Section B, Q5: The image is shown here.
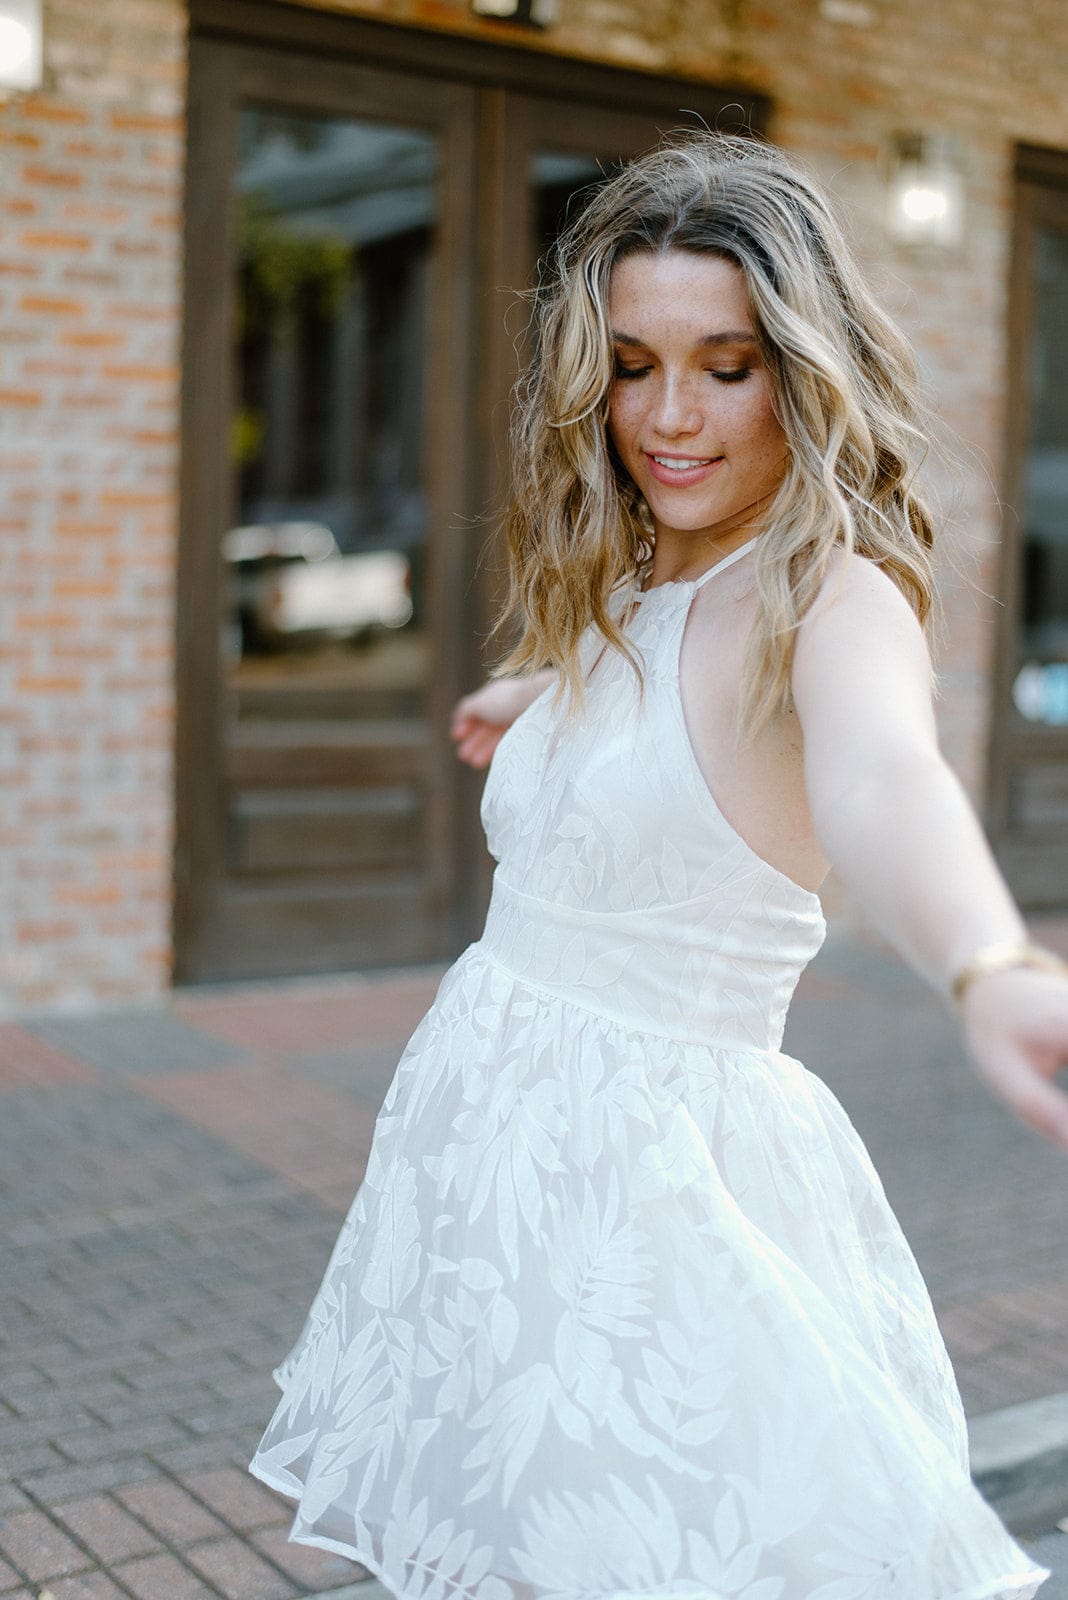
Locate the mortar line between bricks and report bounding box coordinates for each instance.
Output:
[102,1473,236,1599]
[15,1469,260,1600]
[12,1478,144,1600]
[131,1452,319,1600]
[0,1526,37,1595]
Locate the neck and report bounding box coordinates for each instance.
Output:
[645,497,773,586]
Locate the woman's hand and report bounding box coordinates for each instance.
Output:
[958,967,1068,1150]
[449,674,552,769]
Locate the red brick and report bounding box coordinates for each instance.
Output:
[15,674,84,693]
[22,165,86,189]
[184,1536,295,1600]
[177,1468,291,1532]
[46,1576,131,1600]
[54,520,119,538]
[115,1481,228,1547]
[20,97,90,126]
[99,490,171,509]
[100,363,178,384]
[63,140,126,163]
[0,1509,89,1584]
[19,295,85,316]
[20,229,91,251]
[52,1497,161,1565]
[109,112,184,134]
[53,579,121,599]
[15,610,80,630]
[60,331,127,350]
[61,202,129,225]
[111,1553,216,1600]
[0,129,42,150]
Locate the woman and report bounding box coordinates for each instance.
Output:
[251,132,1062,1599]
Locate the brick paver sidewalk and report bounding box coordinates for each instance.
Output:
[1,931,1067,1596]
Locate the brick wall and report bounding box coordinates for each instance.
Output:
[1,0,1065,1006]
[0,0,186,1010]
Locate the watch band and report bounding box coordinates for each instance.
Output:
[950,939,1068,1009]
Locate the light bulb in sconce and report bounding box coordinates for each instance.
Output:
[0,0,42,91]
[887,133,964,249]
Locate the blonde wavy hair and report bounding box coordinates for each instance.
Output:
[491,130,938,735]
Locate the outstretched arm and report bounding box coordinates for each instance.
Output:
[450,670,556,769]
[792,552,1068,1150]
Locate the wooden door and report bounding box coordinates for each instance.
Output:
[176,7,765,983]
[176,39,478,980]
[988,147,1068,904]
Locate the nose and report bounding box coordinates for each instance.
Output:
[648,372,703,438]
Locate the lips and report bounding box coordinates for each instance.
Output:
[645,452,724,487]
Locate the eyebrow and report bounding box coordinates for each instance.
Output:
[611,330,758,348]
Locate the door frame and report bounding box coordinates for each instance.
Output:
[176,0,768,980]
[175,39,479,980]
[987,143,1068,904]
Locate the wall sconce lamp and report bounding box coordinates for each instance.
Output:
[470,0,557,26]
[887,133,964,249]
[0,0,42,91]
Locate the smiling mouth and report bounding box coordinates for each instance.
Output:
[649,454,723,471]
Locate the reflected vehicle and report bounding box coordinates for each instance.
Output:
[224,520,412,654]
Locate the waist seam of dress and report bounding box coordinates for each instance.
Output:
[470,941,775,1056]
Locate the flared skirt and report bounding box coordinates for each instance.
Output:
[249,945,1050,1600]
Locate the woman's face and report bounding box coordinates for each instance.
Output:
[607,249,789,554]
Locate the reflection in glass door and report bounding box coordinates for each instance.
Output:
[223,107,436,918]
[223,108,440,925]
[991,156,1068,904]
[229,112,433,729]
[1011,216,1068,727]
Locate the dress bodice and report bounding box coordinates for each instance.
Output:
[478,537,827,1052]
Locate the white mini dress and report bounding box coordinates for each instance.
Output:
[250,534,1050,1600]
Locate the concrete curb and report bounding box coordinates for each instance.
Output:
[970,1390,1068,1534]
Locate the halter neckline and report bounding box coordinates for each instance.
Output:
[633,533,761,601]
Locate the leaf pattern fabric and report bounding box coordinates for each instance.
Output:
[250,537,1050,1600]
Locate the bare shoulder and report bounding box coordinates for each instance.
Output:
[796,548,928,660]
[792,546,936,730]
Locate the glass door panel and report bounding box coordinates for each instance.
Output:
[990,166,1068,906]
[1012,215,1068,726]
[228,109,435,726]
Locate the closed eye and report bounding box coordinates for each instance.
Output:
[613,363,651,380]
[709,368,751,384]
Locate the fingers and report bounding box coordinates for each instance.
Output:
[990,1054,1068,1152]
[451,722,501,769]
[1017,1078,1068,1151]
[450,692,481,722]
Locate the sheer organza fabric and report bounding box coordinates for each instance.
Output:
[250,538,1049,1600]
